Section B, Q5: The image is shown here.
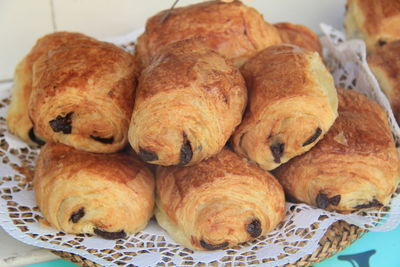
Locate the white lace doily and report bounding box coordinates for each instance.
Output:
[0,25,399,266]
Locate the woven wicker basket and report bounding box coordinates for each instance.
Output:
[51,220,366,267]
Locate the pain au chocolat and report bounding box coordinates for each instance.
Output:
[34,143,155,239]
[7,32,98,147]
[274,22,322,55]
[28,34,137,153]
[232,44,338,170]
[274,89,400,212]
[368,40,400,123]
[155,148,285,251]
[129,39,247,166]
[135,0,281,68]
[345,0,400,52]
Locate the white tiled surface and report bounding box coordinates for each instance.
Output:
[0,0,346,81]
[53,0,199,38]
[247,0,346,31]
[0,0,53,81]
[0,0,346,265]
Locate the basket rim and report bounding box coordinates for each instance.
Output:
[51,220,367,267]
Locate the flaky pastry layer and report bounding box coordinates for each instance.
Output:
[274,89,400,212]
[155,148,285,250]
[136,0,281,68]
[232,44,338,170]
[129,39,247,166]
[29,37,137,153]
[34,143,155,239]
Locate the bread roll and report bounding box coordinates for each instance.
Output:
[345,0,400,52]
[232,44,338,170]
[34,143,155,239]
[7,32,97,146]
[274,89,400,212]
[129,39,247,166]
[274,22,322,55]
[136,0,281,68]
[29,37,137,153]
[368,40,400,122]
[155,148,285,250]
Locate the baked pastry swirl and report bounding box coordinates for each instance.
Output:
[29,36,137,153]
[129,39,247,166]
[135,0,281,68]
[274,89,400,212]
[232,44,338,170]
[274,22,322,54]
[155,148,285,250]
[7,32,97,146]
[368,40,400,123]
[345,0,400,52]
[34,143,155,239]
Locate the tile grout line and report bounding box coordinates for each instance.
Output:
[0,79,13,84]
[50,0,57,32]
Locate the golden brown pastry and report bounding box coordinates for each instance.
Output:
[135,0,281,68]
[232,44,338,170]
[34,143,155,239]
[155,148,285,250]
[29,36,137,153]
[274,89,400,212]
[368,40,400,122]
[274,22,322,55]
[129,39,247,166]
[345,0,400,52]
[7,32,97,146]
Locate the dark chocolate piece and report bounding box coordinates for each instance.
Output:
[94,228,127,240]
[49,112,73,134]
[138,147,158,162]
[90,135,114,144]
[200,240,229,251]
[378,39,387,47]
[28,128,45,146]
[179,132,192,166]
[302,127,322,146]
[270,142,284,163]
[354,199,383,209]
[69,208,85,223]
[246,219,262,238]
[329,195,341,206]
[316,193,330,209]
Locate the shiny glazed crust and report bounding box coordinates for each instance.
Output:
[129,39,247,166]
[232,44,338,170]
[7,32,97,146]
[274,22,322,55]
[368,40,400,122]
[274,89,400,212]
[345,0,400,52]
[155,148,285,251]
[135,0,281,68]
[29,37,137,153]
[34,143,155,238]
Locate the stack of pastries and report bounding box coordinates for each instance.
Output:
[6,0,399,251]
[345,0,400,124]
